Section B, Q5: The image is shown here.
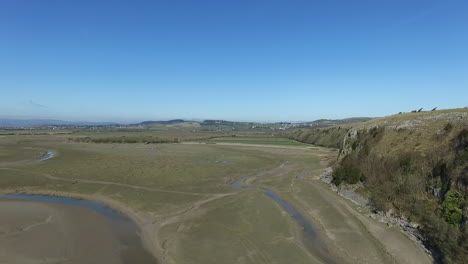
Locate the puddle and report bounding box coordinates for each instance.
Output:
[38,150,55,162]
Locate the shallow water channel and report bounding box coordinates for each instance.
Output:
[231,174,338,264]
[0,194,157,264]
[38,150,55,162]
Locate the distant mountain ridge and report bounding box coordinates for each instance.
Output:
[0,117,373,128]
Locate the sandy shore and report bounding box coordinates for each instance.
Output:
[0,189,161,264]
[0,197,124,264]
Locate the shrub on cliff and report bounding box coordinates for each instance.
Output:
[441,190,465,227]
[332,166,363,185]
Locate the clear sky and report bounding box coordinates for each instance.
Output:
[1,0,467,122]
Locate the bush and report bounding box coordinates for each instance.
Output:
[441,190,465,227]
[432,160,451,196]
[347,167,362,184]
[332,166,363,185]
[332,167,345,185]
[370,190,389,211]
[421,213,460,263]
[399,155,415,174]
[457,129,468,145]
[444,122,453,132]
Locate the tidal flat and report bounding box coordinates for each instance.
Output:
[0,133,431,264]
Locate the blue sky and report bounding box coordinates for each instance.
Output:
[1,0,467,122]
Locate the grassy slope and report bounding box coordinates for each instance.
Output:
[348,108,468,157]
[287,127,348,149]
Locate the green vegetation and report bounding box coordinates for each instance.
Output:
[332,166,363,185]
[287,126,349,149]
[441,190,465,227]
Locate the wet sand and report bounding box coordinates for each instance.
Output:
[0,197,156,264]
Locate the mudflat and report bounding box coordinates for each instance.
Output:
[0,137,432,264]
[0,197,123,264]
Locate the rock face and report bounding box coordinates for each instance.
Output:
[338,129,358,161]
[430,187,442,198]
[319,167,369,206]
[337,187,369,207]
[319,167,333,184]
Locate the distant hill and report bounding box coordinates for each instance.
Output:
[137,119,186,125]
[0,119,117,128]
[0,117,373,130]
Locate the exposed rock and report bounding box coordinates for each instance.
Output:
[431,187,441,198]
[366,210,431,254]
[319,167,333,184]
[337,185,369,207]
[338,129,358,161]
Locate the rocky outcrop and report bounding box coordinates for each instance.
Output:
[368,210,431,255]
[337,129,357,161]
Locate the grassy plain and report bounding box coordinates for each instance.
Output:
[0,131,431,264]
[193,136,309,146]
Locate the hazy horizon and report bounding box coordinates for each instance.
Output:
[0,105,463,124]
[0,114,376,124]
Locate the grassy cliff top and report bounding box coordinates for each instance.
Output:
[354,107,468,129]
[349,108,468,158]
[289,107,468,157]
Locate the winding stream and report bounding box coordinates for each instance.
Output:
[230,163,338,264]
